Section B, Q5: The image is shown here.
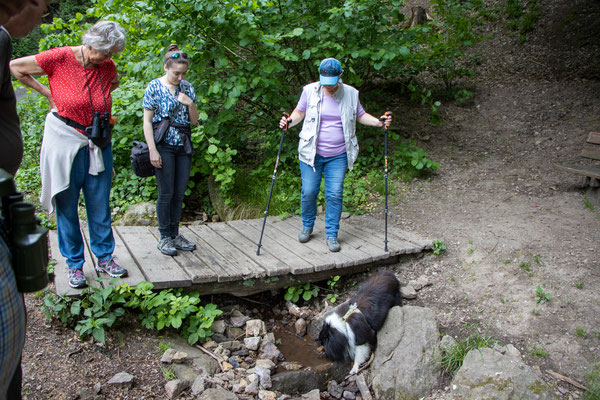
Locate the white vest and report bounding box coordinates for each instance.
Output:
[297,81,360,170]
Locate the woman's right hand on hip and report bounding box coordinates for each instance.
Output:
[150,149,162,168]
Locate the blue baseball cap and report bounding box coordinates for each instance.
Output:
[319,58,342,85]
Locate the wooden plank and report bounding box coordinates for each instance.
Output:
[337,218,413,256]
[81,227,144,287]
[587,131,600,145]
[346,215,432,251]
[240,218,331,273]
[186,224,266,279]
[228,219,315,275]
[272,217,357,270]
[312,218,375,265]
[554,164,600,180]
[581,144,600,161]
[50,229,102,297]
[209,221,290,277]
[335,221,399,261]
[164,226,223,284]
[111,228,150,287]
[115,226,191,289]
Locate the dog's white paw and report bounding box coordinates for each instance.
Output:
[349,365,359,375]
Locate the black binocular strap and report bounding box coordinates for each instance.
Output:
[52,112,87,131]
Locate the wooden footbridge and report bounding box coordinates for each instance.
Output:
[50,216,432,297]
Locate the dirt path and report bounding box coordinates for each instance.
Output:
[389,0,600,389]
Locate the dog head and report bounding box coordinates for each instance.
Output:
[318,316,350,362]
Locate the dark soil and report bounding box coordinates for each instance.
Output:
[20,0,600,399]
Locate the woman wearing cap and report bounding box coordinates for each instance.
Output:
[279,58,392,252]
[10,20,128,288]
[142,44,199,256]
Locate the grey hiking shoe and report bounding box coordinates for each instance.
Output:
[298,227,313,243]
[96,257,128,278]
[326,237,341,252]
[157,237,177,256]
[172,234,196,251]
[68,268,87,288]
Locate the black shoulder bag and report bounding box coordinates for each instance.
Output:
[152,81,190,144]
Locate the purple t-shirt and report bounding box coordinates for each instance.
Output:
[297,87,365,157]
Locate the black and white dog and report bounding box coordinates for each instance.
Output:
[318,270,401,374]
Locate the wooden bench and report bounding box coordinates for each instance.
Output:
[554,131,600,208]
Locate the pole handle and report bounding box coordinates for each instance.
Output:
[282,112,292,129]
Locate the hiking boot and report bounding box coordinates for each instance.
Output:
[326,237,341,252]
[96,257,128,278]
[157,237,177,256]
[68,268,87,288]
[172,234,196,251]
[298,227,313,243]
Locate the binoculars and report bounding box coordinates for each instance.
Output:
[0,169,49,293]
[85,111,112,141]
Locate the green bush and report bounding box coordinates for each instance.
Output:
[15,0,481,214]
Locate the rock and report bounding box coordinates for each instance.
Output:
[263,332,276,344]
[226,326,245,338]
[371,306,441,400]
[246,319,267,337]
[255,359,276,371]
[271,370,320,395]
[301,389,321,400]
[295,318,307,336]
[167,335,220,376]
[227,356,240,369]
[93,382,101,394]
[211,215,220,223]
[505,343,522,358]
[211,320,226,334]
[280,361,303,371]
[341,212,351,219]
[399,284,417,299]
[451,347,558,399]
[307,315,325,341]
[256,365,272,389]
[328,380,343,399]
[245,336,261,351]
[191,356,220,377]
[342,391,356,400]
[222,362,234,371]
[245,374,260,395]
[259,342,284,362]
[161,349,188,364]
[439,334,458,353]
[174,364,201,381]
[231,315,251,328]
[191,376,206,396]
[212,333,228,343]
[117,202,156,226]
[107,372,134,388]
[198,386,238,400]
[258,389,277,400]
[164,379,191,399]
[408,275,432,291]
[232,378,248,393]
[221,340,242,351]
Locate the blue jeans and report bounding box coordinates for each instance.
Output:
[300,153,347,238]
[55,145,114,270]
[155,143,191,238]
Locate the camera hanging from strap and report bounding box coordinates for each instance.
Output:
[82,47,112,149]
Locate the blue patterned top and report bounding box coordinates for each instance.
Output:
[143,79,197,146]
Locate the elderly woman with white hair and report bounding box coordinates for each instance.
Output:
[10,20,128,288]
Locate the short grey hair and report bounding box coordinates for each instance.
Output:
[82,20,126,53]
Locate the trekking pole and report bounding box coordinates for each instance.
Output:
[379,111,392,252]
[257,113,291,256]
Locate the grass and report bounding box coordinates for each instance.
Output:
[530,345,547,357]
[582,364,600,400]
[575,280,585,289]
[576,327,587,338]
[158,340,172,353]
[439,324,499,376]
[583,196,596,212]
[520,261,532,272]
[160,365,177,381]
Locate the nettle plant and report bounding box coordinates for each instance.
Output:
[25,0,480,212]
[42,279,222,345]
